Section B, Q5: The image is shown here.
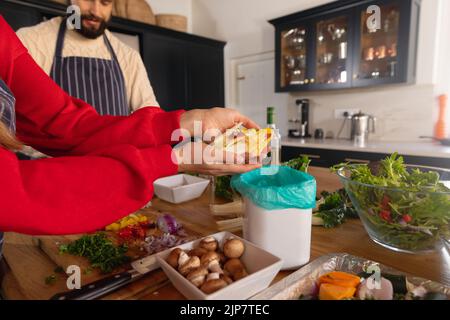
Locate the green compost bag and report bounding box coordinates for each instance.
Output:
[231,166,316,210]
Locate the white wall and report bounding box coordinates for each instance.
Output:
[191,0,447,141]
[146,0,192,32]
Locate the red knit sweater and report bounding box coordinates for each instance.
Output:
[0,16,184,235]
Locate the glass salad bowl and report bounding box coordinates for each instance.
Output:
[337,164,450,254]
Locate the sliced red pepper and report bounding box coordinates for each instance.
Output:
[118,227,133,239]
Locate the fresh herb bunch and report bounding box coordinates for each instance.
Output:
[334,153,450,251]
[284,155,311,173]
[314,189,358,228]
[59,233,130,274]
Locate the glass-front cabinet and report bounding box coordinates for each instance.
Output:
[271,0,420,92]
[280,26,309,88]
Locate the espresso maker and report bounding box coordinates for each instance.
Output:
[289,99,311,138]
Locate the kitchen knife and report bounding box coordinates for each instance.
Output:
[50,254,160,300]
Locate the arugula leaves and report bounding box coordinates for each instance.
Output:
[335,153,450,251]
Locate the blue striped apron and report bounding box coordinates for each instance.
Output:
[50,20,129,116]
[0,78,16,260]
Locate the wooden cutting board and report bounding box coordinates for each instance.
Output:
[38,209,200,282]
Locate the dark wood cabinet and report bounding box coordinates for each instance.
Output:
[269,0,420,92]
[282,146,450,169]
[1,0,225,111]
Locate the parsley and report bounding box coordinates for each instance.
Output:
[59,233,130,274]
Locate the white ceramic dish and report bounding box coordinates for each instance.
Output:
[156,231,283,300]
[153,174,210,204]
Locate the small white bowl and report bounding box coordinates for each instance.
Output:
[153,174,210,204]
[156,231,283,300]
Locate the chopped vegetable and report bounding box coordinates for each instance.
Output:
[45,275,57,285]
[318,271,361,288]
[319,283,356,300]
[59,233,130,274]
[105,214,150,232]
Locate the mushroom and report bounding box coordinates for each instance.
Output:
[200,251,221,266]
[166,248,183,269]
[178,256,201,276]
[224,258,248,281]
[200,279,228,294]
[199,236,218,251]
[224,258,244,274]
[233,268,248,281]
[177,251,190,268]
[186,267,209,287]
[220,274,234,285]
[223,238,245,259]
[188,247,208,258]
[205,260,224,274]
[206,272,221,281]
[201,251,223,274]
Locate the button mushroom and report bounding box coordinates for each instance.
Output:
[199,236,218,251]
[166,248,183,269]
[186,267,209,287]
[220,274,233,285]
[177,251,190,268]
[200,278,228,294]
[223,238,245,259]
[224,258,248,281]
[200,251,223,273]
[178,256,201,276]
[188,247,208,258]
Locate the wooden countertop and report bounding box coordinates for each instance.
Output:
[1,167,449,300]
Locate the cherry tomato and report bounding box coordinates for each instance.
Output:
[402,214,412,223]
[380,210,392,222]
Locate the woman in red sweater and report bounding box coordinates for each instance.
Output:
[0,15,259,244]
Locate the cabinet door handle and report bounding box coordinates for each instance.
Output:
[344,158,370,164]
[301,154,320,159]
[237,76,246,80]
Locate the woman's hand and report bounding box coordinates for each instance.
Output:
[172,140,262,176]
[180,108,260,139]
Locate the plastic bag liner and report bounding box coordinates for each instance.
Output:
[231,166,316,210]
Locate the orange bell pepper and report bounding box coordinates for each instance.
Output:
[319,283,357,300]
[318,271,361,288]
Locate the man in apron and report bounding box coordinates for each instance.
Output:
[17,0,159,116]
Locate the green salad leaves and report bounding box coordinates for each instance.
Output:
[334,153,450,252]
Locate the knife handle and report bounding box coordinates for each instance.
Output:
[50,271,136,300]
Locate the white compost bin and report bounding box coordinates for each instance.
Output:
[243,197,312,270]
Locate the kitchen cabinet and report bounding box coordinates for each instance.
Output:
[282,146,450,169]
[0,0,225,111]
[269,0,420,92]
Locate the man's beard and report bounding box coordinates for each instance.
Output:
[74,14,109,39]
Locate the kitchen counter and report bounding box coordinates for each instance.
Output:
[1,167,449,300]
[282,138,450,159]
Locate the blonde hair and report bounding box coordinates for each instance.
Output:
[0,121,22,151]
